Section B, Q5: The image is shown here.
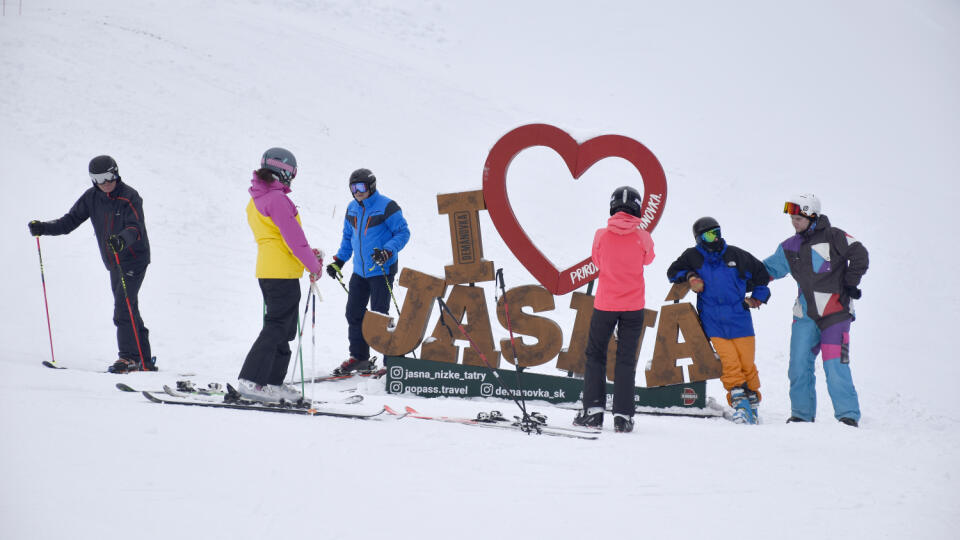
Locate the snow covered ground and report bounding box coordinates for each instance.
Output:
[1,1,958,538]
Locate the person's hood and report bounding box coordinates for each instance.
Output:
[606,211,644,234]
[249,173,291,198]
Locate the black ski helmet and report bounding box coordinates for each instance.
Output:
[89,155,120,184]
[260,147,297,186]
[609,186,643,217]
[692,216,722,246]
[349,168,377,194]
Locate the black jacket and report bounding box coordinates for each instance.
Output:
[43,181,150,272]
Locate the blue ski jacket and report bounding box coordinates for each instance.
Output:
[334,191,411,278]
[667,240,771,339]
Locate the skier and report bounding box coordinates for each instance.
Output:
[667,217,771,423]
[325,168,410,375]
[763,193,868,427]
[573,186,655,433]
[28,155,155,373]
[237,148,324,403]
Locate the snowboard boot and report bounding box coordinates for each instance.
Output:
[746,388,760,424]
[333,356,376,376]
[613,413,634,433]
[729,387,757,425]
[573,407,604,428]
[838,417,859,427]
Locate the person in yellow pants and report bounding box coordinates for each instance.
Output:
[667,217,770,423]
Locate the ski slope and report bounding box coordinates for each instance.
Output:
[1,1,958,538]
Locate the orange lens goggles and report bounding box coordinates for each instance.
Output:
[784,202,803,215]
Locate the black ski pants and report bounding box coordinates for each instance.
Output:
[110,265,151,366]
[582,308,645,416]
[240,279,301,386]
[345,268,395,361]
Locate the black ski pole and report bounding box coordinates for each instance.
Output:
[495,268,529,416]
[435,297,536,431]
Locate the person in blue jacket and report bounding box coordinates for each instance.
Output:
[326,169,410,375]
[667,217,771,423]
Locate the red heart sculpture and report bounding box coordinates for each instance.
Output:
[482,124,667,295]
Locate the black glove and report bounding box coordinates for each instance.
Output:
[326,257,343,280]
[844,285,862,299]
[108,234,125,253]
[371,248,392,265]
[28,220,46,236]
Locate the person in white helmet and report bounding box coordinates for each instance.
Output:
[763,193,869,427]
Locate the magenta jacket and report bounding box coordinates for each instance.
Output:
[247,177,322,276]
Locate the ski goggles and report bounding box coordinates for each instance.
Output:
[700,228,720,243]
[90,172,118,184]
[350,182,369,194]
[784,202,810,216]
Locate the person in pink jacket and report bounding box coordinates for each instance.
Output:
[237,147,324,404]
[574,186,656,433]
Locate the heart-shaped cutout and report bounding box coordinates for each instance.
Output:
[482,124,667,295]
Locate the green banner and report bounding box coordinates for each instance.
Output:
[384,356,706,410]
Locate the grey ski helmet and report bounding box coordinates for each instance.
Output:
[349,168,377,194]
[89,155,120,185]
[609,186,642,217]
[261,147,297,186]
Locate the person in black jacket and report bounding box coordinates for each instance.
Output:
[28,155,154,373]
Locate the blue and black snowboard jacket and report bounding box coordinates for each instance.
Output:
[667,240,771,339]
[334,191,411,278]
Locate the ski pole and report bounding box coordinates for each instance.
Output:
[35,237,57,367]
[310,282,319,401]
[372,258,417,359]
[435,297,533,427]
[111,248,147,371]
[290,281,314,385]
[495,268,528,416]
[330,261,349,293]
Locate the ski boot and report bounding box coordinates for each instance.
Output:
[573,407,604,428]
[333,356,376,376]
[613,413,634,433]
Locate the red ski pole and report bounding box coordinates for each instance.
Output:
[112,249,147,371]
[35,237,59,368]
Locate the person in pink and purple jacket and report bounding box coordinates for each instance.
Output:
[573,186,656,433]
[236,147,324,404]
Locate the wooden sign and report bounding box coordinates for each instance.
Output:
[362,268,447,357]
[436,190,495,285]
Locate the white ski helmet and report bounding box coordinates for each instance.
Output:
[784,193,821,218]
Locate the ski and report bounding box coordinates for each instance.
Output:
[116,381,223,397]
[140,391,384,420]
[290,367,387,384]
[385,406,599,440]
[162,384,364,406]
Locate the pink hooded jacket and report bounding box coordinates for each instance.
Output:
[592,212,656,311]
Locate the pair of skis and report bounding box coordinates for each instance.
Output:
[119,382,597,439]
[385,405,600,440]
